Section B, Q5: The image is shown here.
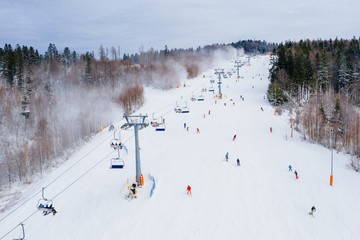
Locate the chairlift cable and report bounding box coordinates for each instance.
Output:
[0,146,119,240]
[0,125,133,224]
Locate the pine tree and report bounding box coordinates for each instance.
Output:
[84,52,93,84]
[3,44,16,86]
[267,82,287,105]
[15,45,24,92]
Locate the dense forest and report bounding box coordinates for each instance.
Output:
[268,37,360,171]
[0,40,275,190]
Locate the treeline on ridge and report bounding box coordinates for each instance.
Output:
[268,37,360,170]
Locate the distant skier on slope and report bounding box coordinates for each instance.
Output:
[225,152,229,161]
[288,165,292,171]
[186,185,192,196]
[237,158,240,166]
[309,206,316,215]
[294,170,299,179]
[232,134,237,141]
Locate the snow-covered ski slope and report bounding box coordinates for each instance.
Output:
[1,55,360,240]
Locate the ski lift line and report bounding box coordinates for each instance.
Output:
[51,150,114,201]
[0,189,42,223]
[148,85,203,117]
[0,210,37,240]
[0,150,115,240]
[0,131,133,224]
[43,131,133,189]
[43,131,115,189]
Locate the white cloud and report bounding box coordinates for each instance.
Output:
[0,0,359,54]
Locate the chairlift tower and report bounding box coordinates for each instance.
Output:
[121,114,149,185]
[214,68,224,97]
[234,60,242,78]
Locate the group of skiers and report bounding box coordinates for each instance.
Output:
[288,165,299,179]
[289,165,315,214]
[224,152,241,166]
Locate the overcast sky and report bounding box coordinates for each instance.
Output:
[1,0,359,55]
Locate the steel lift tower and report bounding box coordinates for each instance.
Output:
[234,60,242,78]
[121,114,149,185]
[214,68,225,98]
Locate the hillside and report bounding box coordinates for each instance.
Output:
[1,54,360,240]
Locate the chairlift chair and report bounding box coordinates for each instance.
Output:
[181,101,190,113]
[110,139,122,150]
[209,86,215,93]
[110,157,125,169]
[151,120,160,127]
[197,93,204,101]
[110,130,122,150]
[37,188,54,211]
[150,113,161,127]
[180,107,190,113]
[155,124,166,131]
[37,199,53,210]
[14,223,25,240]
[174,102,182,113]
[155,117,166,131]
[110,148,125,169]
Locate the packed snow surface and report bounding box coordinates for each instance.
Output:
[1,55,360,240]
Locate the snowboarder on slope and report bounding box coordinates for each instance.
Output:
[294,170,299,179]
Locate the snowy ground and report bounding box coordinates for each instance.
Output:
[1,55,360,240]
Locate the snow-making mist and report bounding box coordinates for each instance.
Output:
[1,54,360,240]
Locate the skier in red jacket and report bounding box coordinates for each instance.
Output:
[186,185,192,196]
